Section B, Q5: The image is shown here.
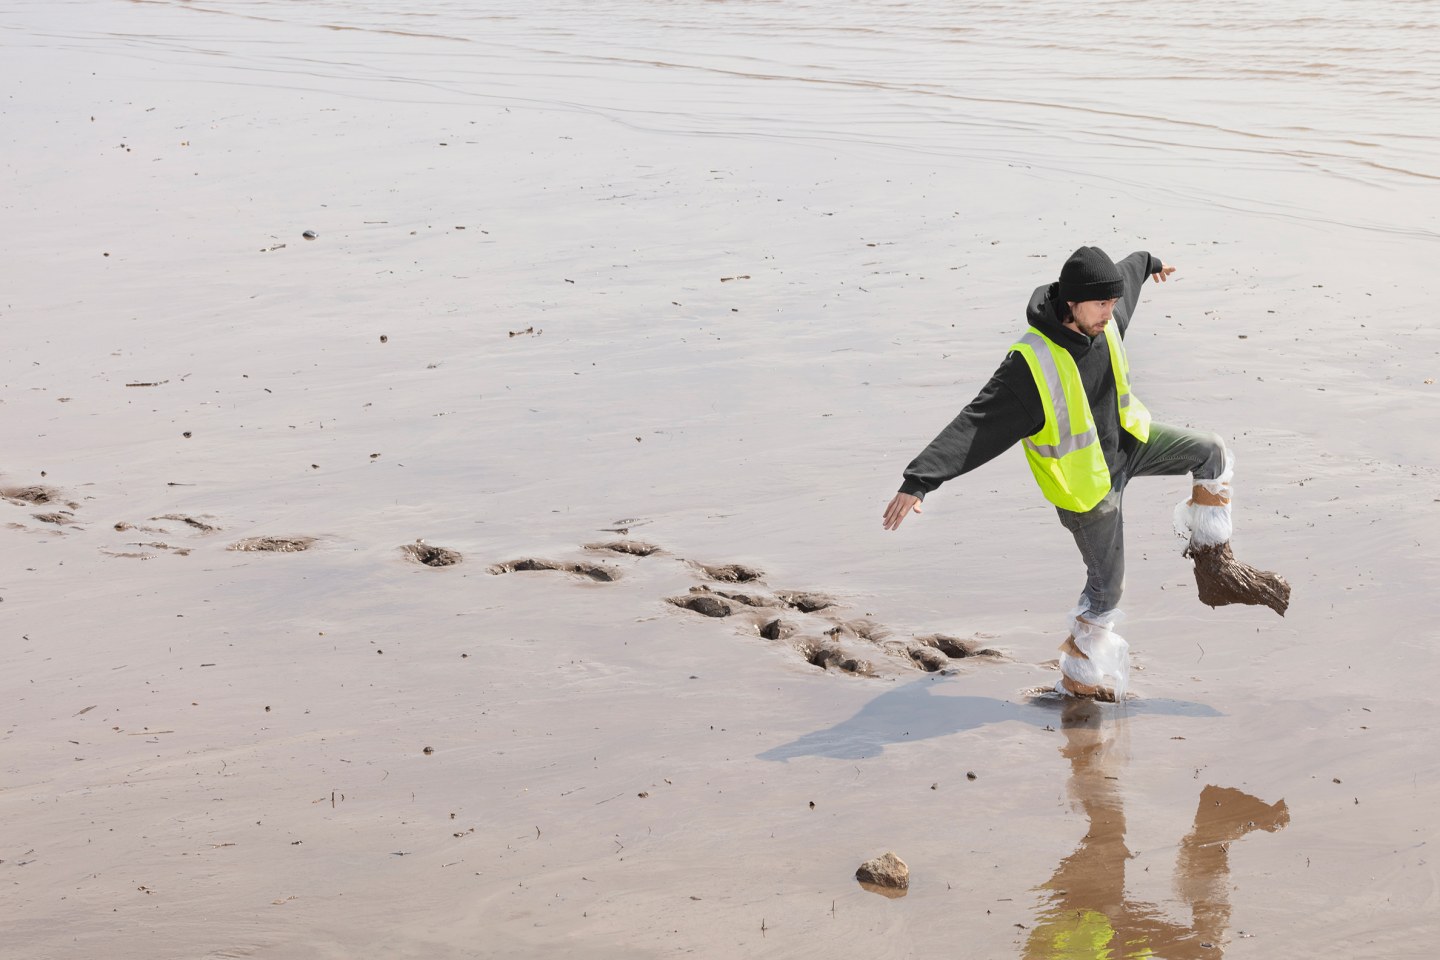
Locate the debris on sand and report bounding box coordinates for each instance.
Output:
[1185,542,1291,615]
[856,852,909,890]
[228,536,316,553]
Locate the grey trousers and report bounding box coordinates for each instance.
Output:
[1055,423,1227,613]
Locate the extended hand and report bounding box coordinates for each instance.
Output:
[882,492,923,530]
[1152,262,1177,282]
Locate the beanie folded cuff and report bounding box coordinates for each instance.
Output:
[1060,277,1125,302]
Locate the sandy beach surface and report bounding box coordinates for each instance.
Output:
[4,1,1439,957]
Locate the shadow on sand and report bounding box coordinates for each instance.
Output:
[757,675,1221,762]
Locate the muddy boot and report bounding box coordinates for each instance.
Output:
[1185,541,1291,616]
[1174,461,1291,616]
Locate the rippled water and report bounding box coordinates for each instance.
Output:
[36,0,1439,241]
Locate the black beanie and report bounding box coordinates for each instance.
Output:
[1058,246,1124,302]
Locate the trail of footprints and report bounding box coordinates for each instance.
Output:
[5,486,1000,678]
[493,542,1005,679]
[2,482,453,564]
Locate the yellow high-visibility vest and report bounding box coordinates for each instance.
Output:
[1031,908,1157,959]
[1008,326,1151,512]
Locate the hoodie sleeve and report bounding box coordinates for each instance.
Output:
[898,352,1046,499]
[1114,251,1161,336]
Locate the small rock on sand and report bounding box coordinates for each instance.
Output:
[856,851,909,889]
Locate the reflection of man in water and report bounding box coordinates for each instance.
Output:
[1026,702,1289,959]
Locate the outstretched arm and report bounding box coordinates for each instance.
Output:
[1114,253,1175,335]
[882,355,1044,530]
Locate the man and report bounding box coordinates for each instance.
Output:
[881,245,1233,698]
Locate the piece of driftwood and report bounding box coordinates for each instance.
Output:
[1185,542,1290,616]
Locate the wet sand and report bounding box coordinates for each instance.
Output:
[3,1,1439,957]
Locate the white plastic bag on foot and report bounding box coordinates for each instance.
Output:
[1174,450,1234,548]
[1056,605,1130,700]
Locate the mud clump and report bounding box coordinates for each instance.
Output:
[760,618,795,640]
[668,594,735,618]
[401,543,463,567]
[489,558,620,582]
[693,562,764,583]
[584,540,662,557]
[229,536,316,553]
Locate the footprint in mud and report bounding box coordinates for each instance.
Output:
[585,540,663,557]
[229,536,317,553]
[668,577,874,676]
[117,540,192,557]
[151,513,220,534]
[680,584,781,609]
[489,558,620,582]
[690,561,765,584]
[4,485,82,532]
[795,638,875,677]
[916,634,1004,659]
[103,516,214,558]
[114,513,221,539]
[668,593,735,618]
[669,584,797,620]
[114,521,169,534]
[401,542,463,567]
[822,619,957,673]
[906,645,951,672]
[2,485,74,509]
[902,634,1007,673]
[825,619,892,643]
[666,558,1007,680]
[775,590,837,613]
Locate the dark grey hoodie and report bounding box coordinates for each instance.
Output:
[898,251,1163,502]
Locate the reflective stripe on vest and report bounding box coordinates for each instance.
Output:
[1008,326,1150,513]
[1106,325,1151,443]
